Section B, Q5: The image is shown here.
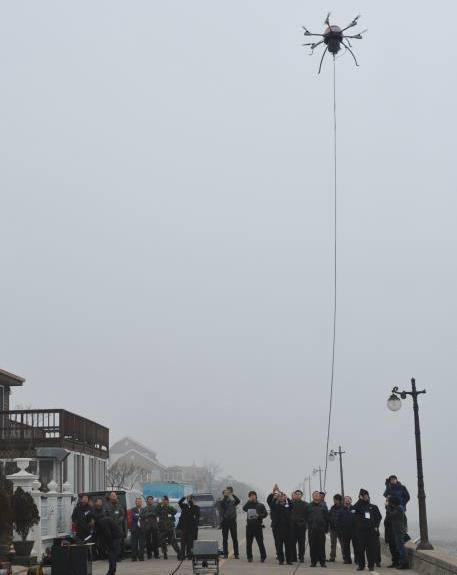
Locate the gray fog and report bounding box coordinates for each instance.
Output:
[1,0,456,533]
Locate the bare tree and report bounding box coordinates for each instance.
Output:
[202,461,222,495]
[106,462,142,490]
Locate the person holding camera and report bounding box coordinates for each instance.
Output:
[267,486,293,565]
[217,487,240,559]
[178,495,200,559]
[243,491,268,563]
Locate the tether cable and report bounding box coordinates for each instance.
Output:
[323,56,337,491]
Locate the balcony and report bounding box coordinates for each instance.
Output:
[0,409,109,459]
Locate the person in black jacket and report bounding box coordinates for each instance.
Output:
[329,494,344,562]
[290,489,308,563]
[384,496,408,569]
[217,487,240,559]
[353,489,382,572]
[178,495,200,559]
[91,516,122,575]
[307,491,330,567]
[71,495,93,541]
[243,491,268,562]
[130,497,146,562]
[143,496,159,559]
[267,488,293,565]
[338,496,357,564]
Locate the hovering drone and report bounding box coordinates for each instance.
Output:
[302,13,366,73]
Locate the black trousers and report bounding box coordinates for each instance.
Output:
[341,531,356,563]
[107,539,121,575]
[160,528,180,557]
[131,529,145,560]
[309,529,326,565]
[290,524,306,561]
[330,528,344,560]
[222,520,239,557]
[246,526,266,560]
[145,527,159,558]
[356,530,378,569]
[273,527,293,563]
[180,528,196,558]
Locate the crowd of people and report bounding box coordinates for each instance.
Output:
[216,475,411,571]
[71,491,199,575]
[70,475,411,575]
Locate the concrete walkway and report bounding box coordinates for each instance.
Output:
[84,526,413,575]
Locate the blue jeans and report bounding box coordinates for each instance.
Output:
[394,531,406,564]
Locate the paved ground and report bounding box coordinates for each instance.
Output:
[86,525,412,575]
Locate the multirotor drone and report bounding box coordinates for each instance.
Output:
[302,13,367,73]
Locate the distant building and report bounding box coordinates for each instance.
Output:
[0,367,109,494]
[109,437,167,486]
[164,465,209,492]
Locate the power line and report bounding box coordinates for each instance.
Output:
[323,57,337,491]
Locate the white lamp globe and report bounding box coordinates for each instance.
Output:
[387,394,402,412]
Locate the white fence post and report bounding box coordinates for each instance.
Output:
[61,481,75,535]
[45,480,58,546]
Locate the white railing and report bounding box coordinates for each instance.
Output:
[7,459,75,560]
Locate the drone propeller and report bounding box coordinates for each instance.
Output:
[324,12,331,27]
[344,29,367,40]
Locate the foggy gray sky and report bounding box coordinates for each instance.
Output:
[1,0,456,531]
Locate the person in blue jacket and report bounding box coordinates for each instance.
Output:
[383,476,410,509]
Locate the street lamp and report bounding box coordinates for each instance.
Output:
[328,446,346,498]
[387,378,433,550]
[303,475,312,501]
[313,466,323,491]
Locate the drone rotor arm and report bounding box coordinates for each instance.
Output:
[318,47,329,74]
[341,15,361,32]
[342,41,359,67]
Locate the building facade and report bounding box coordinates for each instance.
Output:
[0,368,108,494]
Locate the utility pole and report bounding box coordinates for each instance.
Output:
[313,466,323,491]
[329,446,346,498]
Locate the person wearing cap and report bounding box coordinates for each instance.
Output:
[353,489,382,572]
[242,491,268,563]
[383,476,410,510]
[329,494,344,562]
[307,491,330,567]
[155,496,180,559]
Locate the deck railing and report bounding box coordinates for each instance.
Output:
[0,409,109,458]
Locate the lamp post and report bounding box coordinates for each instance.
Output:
[328,446,346,498]
[313,466,323,491]
[304,475,312,501]
[387,377,433,550]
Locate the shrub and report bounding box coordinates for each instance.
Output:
[11,487,40,542]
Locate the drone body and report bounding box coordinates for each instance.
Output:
[303,13,366,73]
